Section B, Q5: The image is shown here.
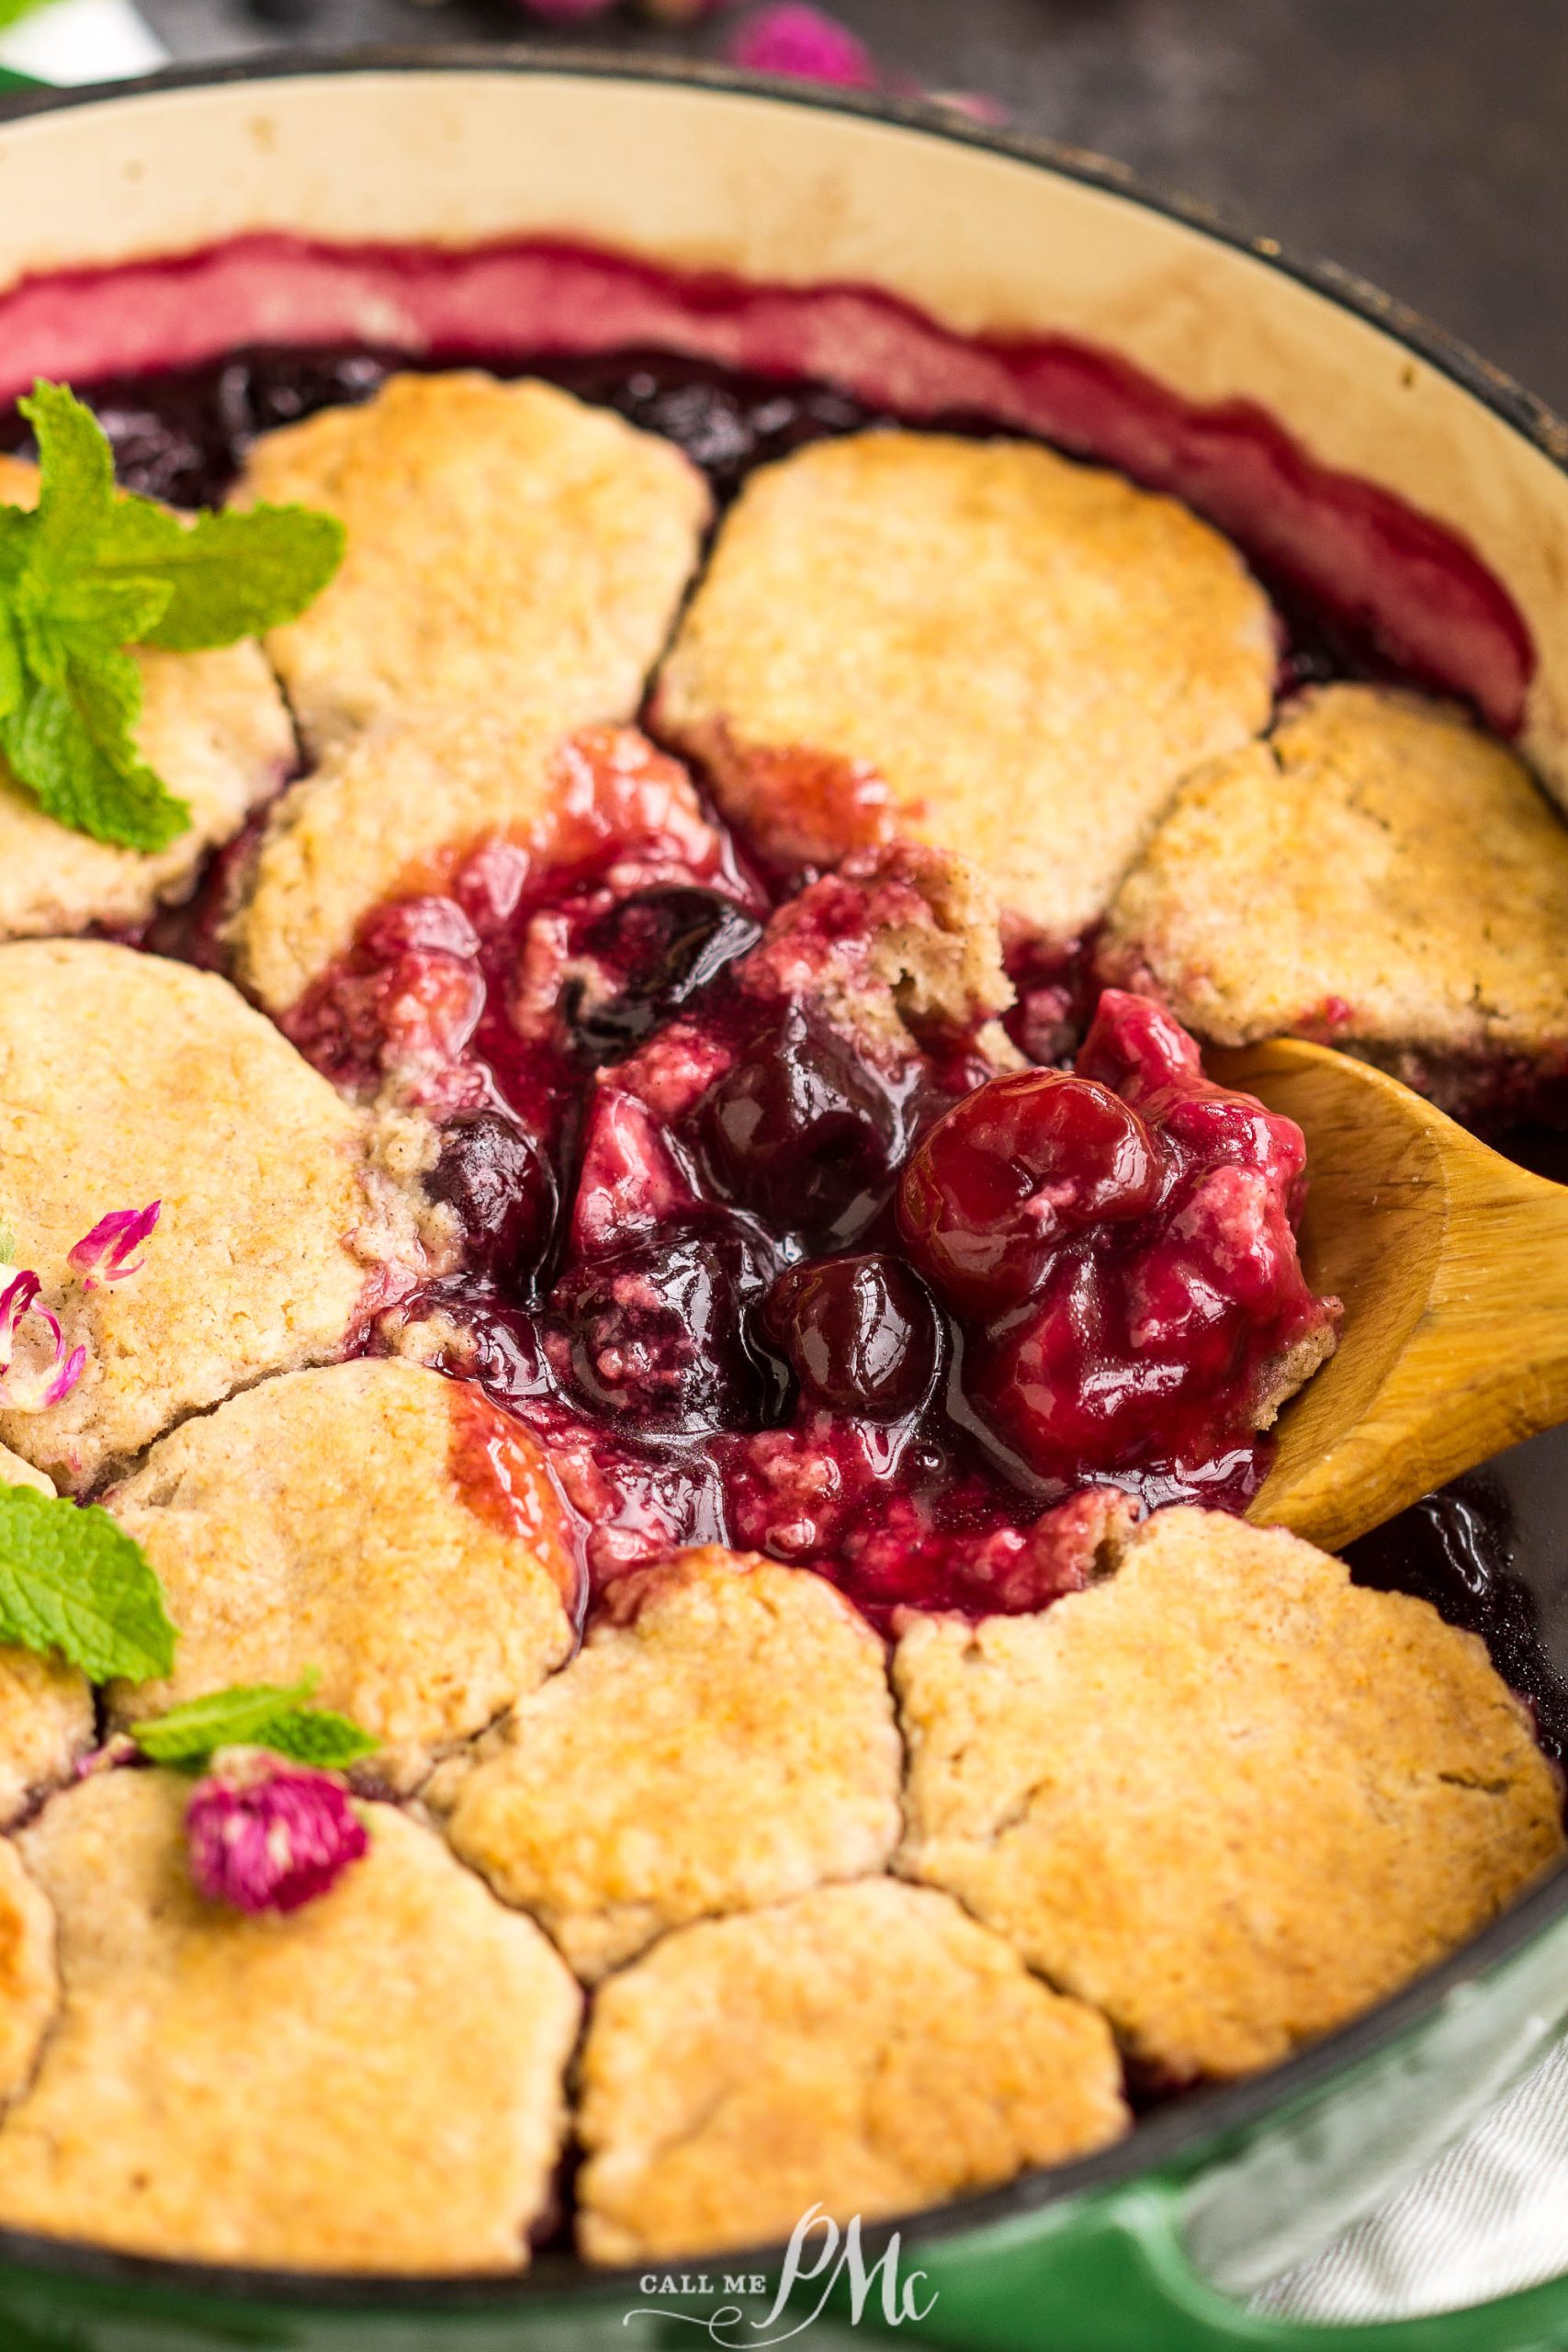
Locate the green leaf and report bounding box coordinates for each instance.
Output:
[0,660,190,854]
[96,501,345,651]
[130,1672,378,1773]
[249,1708,380,1770]
[17,383,116,567]
[50,571,175,651]
[0,1487,176,1683]
[0,380,343,856]
[0,1222,15,1263]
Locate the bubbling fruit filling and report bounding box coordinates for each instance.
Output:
[286,729,1337,1625]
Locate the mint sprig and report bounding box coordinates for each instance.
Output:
[130,1671,378,1774]
[0,382,343,854]
[0,1482,175,1682]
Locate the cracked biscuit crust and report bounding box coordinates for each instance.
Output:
[0,942,434,1490]
[0,456,296,944]
[1100,685,1568,1070]
[106,1361,579,1788]
[445,1548,902,1982]
[233,372,711,754]
[895,1507,1566,2084]
[575,1877,1128,2262]
[654,431,1275,942]
[0,1770,581,2271]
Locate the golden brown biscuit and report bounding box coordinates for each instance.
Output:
[446,1549,901,1980]
[654,432,1275,940]
[0,1838,56,2105]
[0,1647,91,1828]
[0,941,435,1490]
[107,1362,580,1788]
[896,1507,1566,2083]
[234,372,710,753]
[575,1878,1127,2262]
[0,1770,581,2271]
[0,456,295,943]
[0,1444,51,1498]
[1100,686,1568,1093]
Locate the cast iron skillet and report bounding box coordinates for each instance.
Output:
[0,51,1567,2352]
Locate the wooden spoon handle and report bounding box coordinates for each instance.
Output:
[1216,1042,1568,1551]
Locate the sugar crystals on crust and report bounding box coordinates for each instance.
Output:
[895,1506,1566,2083]
[575,1877,1127,2262]
[654,431,1275,941]
[0,942,436,1490]
[445,1547,902,1981]
[0,1770,581,2272]
[0,456,296,944]
[106,1361,581,1788]
[232,372,711,754]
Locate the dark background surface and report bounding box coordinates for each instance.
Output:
[141,0,1568,413]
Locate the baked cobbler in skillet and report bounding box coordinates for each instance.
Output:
[0,325,1560,2273]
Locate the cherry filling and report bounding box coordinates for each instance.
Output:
[281,723,1333,1624]
[10,336,1339,1625]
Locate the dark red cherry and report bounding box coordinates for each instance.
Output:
[549,1227,773,1431]
[763,1254,942,1421]
[697,1001,903,1244]
[571,888,763,1064]
[897,1069,1159,1317]
[428,1110,557,1292]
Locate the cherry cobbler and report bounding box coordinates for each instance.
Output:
[0,249,1561,2274]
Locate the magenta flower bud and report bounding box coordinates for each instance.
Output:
[186,1750,368,1917]
[728,5,879,88]
[67,1200,161,1290]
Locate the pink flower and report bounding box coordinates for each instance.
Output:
[728,5,878,88]
[0,1270,85,1413]
[186,1751,368,1917]
[67,1201,161,1291]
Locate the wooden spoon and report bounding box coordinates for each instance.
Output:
[1207,1037,1568,1553]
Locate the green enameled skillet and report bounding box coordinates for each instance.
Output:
[4,50,1568,2352]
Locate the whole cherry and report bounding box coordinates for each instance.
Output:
[897,1068,1161,1317]
[763,1253,942,1420]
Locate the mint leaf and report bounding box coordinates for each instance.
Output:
[92,502,345,651]
[0,1486,176,1682]
[19,382,116,566]
[0,382,343,854]
[249,1708,379,1770]
[0,657,190,854]
[130,1673,378,1773]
